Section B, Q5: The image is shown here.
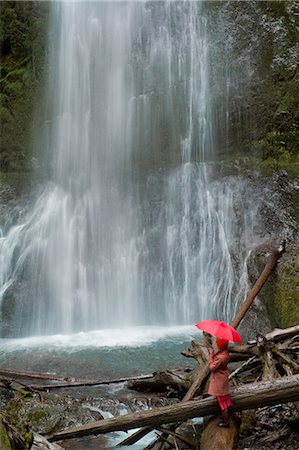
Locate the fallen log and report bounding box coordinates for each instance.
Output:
[230,240,285,329]
[117,426,154,446]
[33,433,64,450]
[48,374,299,442]
[184,326,299,366]
[142,244,287,449]
[155,426,197,449]
[0,378,37,397]
[181,241,286,405]
[263,325,299,342]
[0,368,81,382]
[228,356,259,380]
[127,369,191,394]
[200,415,239,450]
[0,368,153,390]
[182,340,250,362]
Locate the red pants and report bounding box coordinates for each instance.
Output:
[216,394,232,411]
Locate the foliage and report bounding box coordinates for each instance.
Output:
[0,1,49,172]
[261,244,299,329]
[247,0,299,163]
[0,1,298,171]
[208,0,299,164]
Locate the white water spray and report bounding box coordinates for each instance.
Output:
[0,1,258,337]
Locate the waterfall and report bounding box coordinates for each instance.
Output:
[0,1,258,338]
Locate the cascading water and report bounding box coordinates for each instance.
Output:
[0,1,259,339]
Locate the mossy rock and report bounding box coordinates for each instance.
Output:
[246,240,299,330]
[256,243,299,329]
[239,410,256,436]
[0,1,50,173]
[4,391,104,437]
[271,252,299,328]
[0,419,12,450]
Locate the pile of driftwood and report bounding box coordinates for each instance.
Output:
[1,241,299,450]
[46,327,298,449]
[45,240,299,449]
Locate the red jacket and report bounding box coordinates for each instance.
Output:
[208,349,230,396]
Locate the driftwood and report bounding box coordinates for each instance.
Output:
[0,368,81,382]
[152,325,299,449]
[0,413,34,450]
[186,241,285,397]
[33,433,64,450]
[0,367,154,390]
[127,369,191,394]
[230,240,285,329]
[155,426,198,449]
[179,326,299,378]
[200,415,239,450]
[48,374,299,442]
[260,324,299,342]
[125,242,287,448]
[196,241,285,450]
[117,426,154,446]
[0,377,43,401]
[2,241,288,449]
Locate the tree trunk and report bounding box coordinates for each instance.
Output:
[264,325,299,342]
[48,374,299,442]
[200,415,239,450]
[0,368,153,390]
[230,241,285,329]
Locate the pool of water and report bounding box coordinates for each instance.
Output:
[0,326,200,449]
[0,325,198,380]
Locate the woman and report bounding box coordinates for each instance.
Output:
[208,337,232,428]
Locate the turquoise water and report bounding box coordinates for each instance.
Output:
[0,326,200,449]
[0,325,197,380]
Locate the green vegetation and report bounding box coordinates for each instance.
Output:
[0,1,298,171]
[250,1,299,163]
[272,262,299,328]
[0,392,34,449]
[0,418,12,450]
[210,0,299,165]
[0,1,49,172]
[262,245,299,329]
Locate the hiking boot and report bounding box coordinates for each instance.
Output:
[218,421,229,428]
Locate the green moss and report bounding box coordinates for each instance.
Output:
[239,410,256,436]
[24,431,33,448]
[0,172,36,193]
[274,285,299,328]
[259,1,287,17]
[267,261,299,328]
[14,387,31,396]
[28,410,47,422]
[0,420,12,450]
[0,1,50,173]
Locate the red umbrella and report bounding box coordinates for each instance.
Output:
[195,319,242,343]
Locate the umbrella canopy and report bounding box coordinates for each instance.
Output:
[195,319,242,343]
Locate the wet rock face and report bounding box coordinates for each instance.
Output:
[246,169,298,241]
[0,387,14,410]
[0,181,24,230]
[238,296,272,344]
[218,166,299,336]
[245,241,299,331]
[207,0,299,161]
